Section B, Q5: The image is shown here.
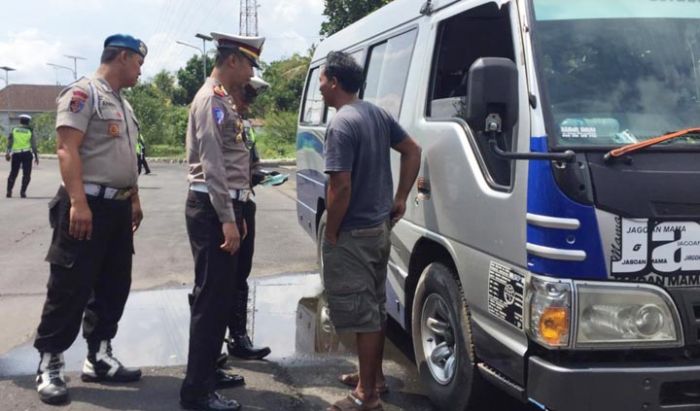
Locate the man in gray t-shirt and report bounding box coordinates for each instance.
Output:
[320,51,421,411]
[324,99,407,230]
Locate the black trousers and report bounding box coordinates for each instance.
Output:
[7,151,33,194]
[181,191,244,401]
[34,187,134,354]
[138,154,150,175]
[226,200,256,337]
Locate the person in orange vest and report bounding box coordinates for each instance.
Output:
[5,114,38,198]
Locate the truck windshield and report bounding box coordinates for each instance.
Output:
[531,0,700,148]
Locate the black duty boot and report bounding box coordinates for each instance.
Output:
[228,334,271,360]
[215,353,245,388]
[81,340,142,382]
[20,191,26,198]
[215,368,245,388]
[180,391,241,411]
[36,352,69,405]
[5,190,10,198]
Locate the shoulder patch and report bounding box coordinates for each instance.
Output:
[213,85,227,97]
[213,107,225,125]
[69,89,88,113]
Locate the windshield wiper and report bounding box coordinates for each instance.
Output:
[604,127,700,162]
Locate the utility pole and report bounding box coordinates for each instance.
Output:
[240,0,259,36]
[0,66,16,127]
[64,55,86,80]
[176,34,213,83]
[195,33,213,78]
[46,63,75,84]
[0,66,15,88]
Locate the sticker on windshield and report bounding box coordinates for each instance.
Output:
[560,125,598,139]
[488,261,524,330]
[611,218,700,287]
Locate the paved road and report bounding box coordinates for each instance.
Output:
[0,159,317,353]
[0,159,534,410]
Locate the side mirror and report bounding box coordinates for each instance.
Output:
[465,57,519,133]
[466,57,576,163]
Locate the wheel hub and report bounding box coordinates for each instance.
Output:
[420,293,457,385]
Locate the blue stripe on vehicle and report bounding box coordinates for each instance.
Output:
[526,136,607,279]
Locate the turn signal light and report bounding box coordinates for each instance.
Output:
[539,307,569,345]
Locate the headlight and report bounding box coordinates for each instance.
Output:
[575,282,682,348]
[528,275,572,348]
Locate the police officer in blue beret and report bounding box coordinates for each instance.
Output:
[33,34,147,405]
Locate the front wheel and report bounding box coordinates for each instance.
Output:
[412,262,488,410]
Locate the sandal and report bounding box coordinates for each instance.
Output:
[338,372,389,394]
[327,392,384,411]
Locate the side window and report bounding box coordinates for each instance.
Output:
[361,29,417,118]
[302,67,323,124]
[428,3,516,188]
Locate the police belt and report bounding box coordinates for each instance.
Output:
[83,183,134,200]
[11,148,32,154]
[189,183,251,202]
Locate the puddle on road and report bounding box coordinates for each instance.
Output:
[0,272,366,377]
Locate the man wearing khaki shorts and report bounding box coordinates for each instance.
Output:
[319,51,422,411]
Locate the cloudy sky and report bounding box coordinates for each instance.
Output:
[0,0,324,86]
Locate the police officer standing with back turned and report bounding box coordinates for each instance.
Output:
[180,32,264,411]
[33,34,146,406]
[218,76,273,367]
[6,114,38,198]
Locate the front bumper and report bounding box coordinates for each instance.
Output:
[528,356,700,411]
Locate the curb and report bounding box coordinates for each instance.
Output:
[38,154,296,167]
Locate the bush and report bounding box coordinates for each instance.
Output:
[32,112,58,154]
[256,111,298,158]
[38,137,56,154]
[255,130,296,159]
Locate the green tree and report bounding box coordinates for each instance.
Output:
[125,82,185,149]
[152,69,188,103]
[176,54,215,105]
[254,53,310,116]
[320,0,392,37]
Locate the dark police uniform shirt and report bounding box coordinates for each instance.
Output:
[55,76,139,189]
[186,78,250,223]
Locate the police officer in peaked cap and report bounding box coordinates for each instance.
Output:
[33,34,147,405]
[180,32,264,411]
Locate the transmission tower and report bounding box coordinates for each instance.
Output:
[239,0,259,36]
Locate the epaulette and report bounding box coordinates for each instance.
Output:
[213,84,228,97]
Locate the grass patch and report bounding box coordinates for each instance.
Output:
[149,144,185,158]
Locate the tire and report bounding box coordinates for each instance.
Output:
[316,211,327,270]
[411,262,488,410]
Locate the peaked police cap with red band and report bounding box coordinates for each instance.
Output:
[211,32,264,68]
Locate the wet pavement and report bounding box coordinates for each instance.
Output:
[0,160,535,410]
[0,273,437,410]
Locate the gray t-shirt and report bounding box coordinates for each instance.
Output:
[324,100,408,230]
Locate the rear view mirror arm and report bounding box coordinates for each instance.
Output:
[488,136,576,163]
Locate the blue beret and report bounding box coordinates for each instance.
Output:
[104,34,148,57]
